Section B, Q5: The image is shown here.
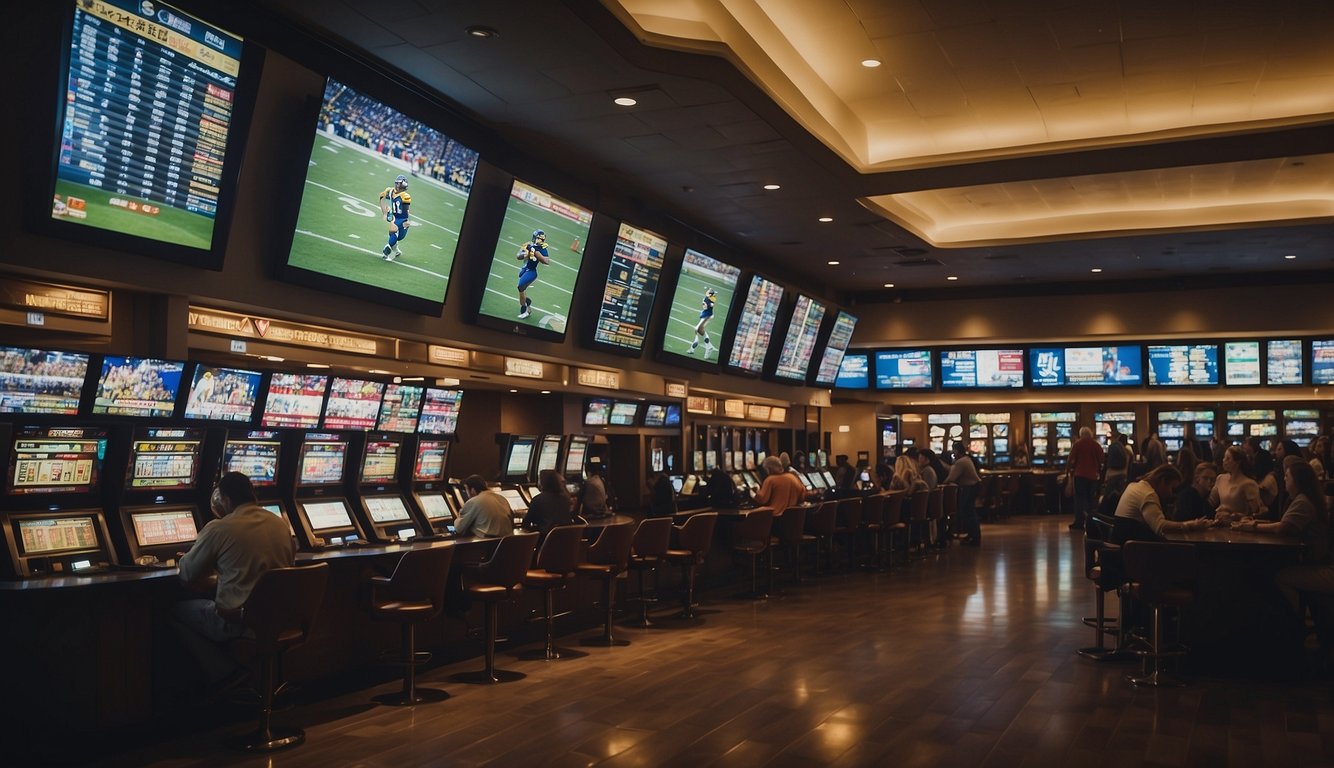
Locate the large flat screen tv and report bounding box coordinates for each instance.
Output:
[1267,339,1303,385]
[874,350,933,390]
[812,311,858,387]
[590,222,667,354]
[280,77,480,314]
[1028,345,1143,387]
[939,349,1024,389]
[834,352,870,389]
[771,295,826,382]
[91,356,185,418]
[0,347,90,415]
[182,365,262,422]
[1147,343,1219,387]
[1223,340,1261,386]
[659,249,742,366]
[725,275,784,375]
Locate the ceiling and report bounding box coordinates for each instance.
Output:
[256,0,1334,302]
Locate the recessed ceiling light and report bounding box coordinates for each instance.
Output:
[509,389,518,393]
[465,25,499,39]
[946,275,958,281]
[763,183,781,190]
[827,260,840,265]
[1091,267,1103,273]
[257,355,285,362]
[306,363,330,369]
[613,96,637,106]
[861,58,881,68]
[883,283,895,288]
[368,369,391,375]
[540,390,551,395]
[818,216,833,223]
[1285,254,1297,260]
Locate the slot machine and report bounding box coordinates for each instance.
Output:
[561,434,590,498]
[113,425,216,567]
[521,435,563,503]
[354,433,421,542]
[410,437,456,535]
[219,429,295,538]
[288,431,368,549]
[498,435,537,526]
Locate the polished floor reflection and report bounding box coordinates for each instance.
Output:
[100,516,1334,767]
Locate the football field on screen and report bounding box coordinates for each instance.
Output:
[662,271,737,362]
[476,198,589,334]
[287,134,469,303]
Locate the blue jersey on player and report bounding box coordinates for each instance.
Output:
[379,175,412,260]
[699,289,716,319]
[517,241,548,289]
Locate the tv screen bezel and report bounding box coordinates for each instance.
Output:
[655,247,746,372]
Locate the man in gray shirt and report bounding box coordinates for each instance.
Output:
[946,442,983,546]
[454,474,514,537]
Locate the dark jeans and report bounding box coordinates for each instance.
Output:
[957,482,980,541]
[1073,476,1098,527]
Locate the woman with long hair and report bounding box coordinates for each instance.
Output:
[1209,445,1261,522]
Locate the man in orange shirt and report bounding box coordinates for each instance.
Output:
[754,456,807,512]
[1067,426,1105,531]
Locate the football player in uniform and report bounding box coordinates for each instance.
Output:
[689,288,718,354]
[515,229,549,319]
[379,174,411,262]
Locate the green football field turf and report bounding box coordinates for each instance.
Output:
[477,197,591,334]
[661,270,738,362]
[53,179,216,249]
[287,134,470,303]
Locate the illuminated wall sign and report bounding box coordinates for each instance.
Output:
[428,345,469,367]
[504,357,545,378]
[665,381,688,399]
[769,407,787,423]
[0,279,110,320]
[723,399,745,418]
[686,395,713,415]
[576,368,620,389]
[188,306,388,356]
[746,404,771,421]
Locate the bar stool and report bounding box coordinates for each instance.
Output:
[626,517,674,628]
[881,491,907,567]
[939,483,957,548]
[833,497,863,570]
[998,474,1021,518]
[368,546,455,705]
[770,505,808,587]
[520,524,586,660]
[578,521,636,646]
[663,512,717,620]
[453,532,539,684]
[907,490,929,557]
[803,501,837,574]
[220,563,329,752]
[925,487,943,550]
[859,494,885,570]
[731,508,774,599]
[1076,515,1124,661]
[1121,541,1198,687]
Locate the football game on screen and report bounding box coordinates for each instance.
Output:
[285,78,480,305]
[660,249,741,364]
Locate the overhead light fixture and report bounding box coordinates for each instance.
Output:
[540,390,551,395]
[368,369,391,375]
[436,377,461,386]
[401,376,424,382]
[509,389,518,393]
[763,183,781,190]
[1285,254,1297,260]
[883,283,895,288]
[613,96,638,106]
[306,363,330,369]
[827,260,840,265]
[1091,267,1103,273]
[861,58,881,68]
[946,275,958,281]
[257,355,285,362]
[465,25,499,39]
[818,216,833,222]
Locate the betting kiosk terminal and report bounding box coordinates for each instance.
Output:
[220,430,295,537]
[561,435,591,496]
[355,433,421,542]
[498,435,536,525]
[288,431,368,549]
[521,434,563,503]
[1,425,119,577]
[113,426,214,567]
[411,438,456,534]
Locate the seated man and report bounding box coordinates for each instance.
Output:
[1172,462,1218,522]
[173,471,294,689]
[1112,464,1208,543]
[454,474,514,538]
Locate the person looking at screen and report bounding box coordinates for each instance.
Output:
[1173,462,1218,522]
[454,475,513,537]
[515,229,549,319]
[523,470,573,537]
[753,456,805,512]
[378,174,411,262]
[688,288,718,355]
[173,471,294,692]
[581,459,610,517]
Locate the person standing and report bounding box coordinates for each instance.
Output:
[1104,432,1130,498]
[378,174,412,262]
[1067,426,1104,531]
[515,229,549,319]
[1142,433,1168,470]
[946,441,982,546]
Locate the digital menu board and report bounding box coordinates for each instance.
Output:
[661,249,742,364]
[610,401,639,426]
[726,276,784,373]
[1147,344,1218,386]
[939,349,1024,389]
[223,432,280,486]
[874,350,933,390]
[183,365,261,422]
[261,373,327,429]
[593,223,667,352]
[418,388,462,435]
[126,428,202,490]
[0,347,89,415]
[813,312,858,386]
[322,378,384,430]
[476,180,593,340]
[7,428,107,495]
[49,0,248,260]
[283,78,479,311]
[376,384,424,433]
[835,353,869,389]
[1312,340,1334,385]
[772,295,827,381]
[360,440,400,484]
[413,440,448,482]
[91,356,184,417]
[1028,346,1143,387]
[1267,339,1303,385]
[1224,341,1261,386]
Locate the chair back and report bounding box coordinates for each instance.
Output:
[235,563,329,654]
[805,500,837,536]
[732,508,774,547]
[775,506,808,544]
[860,494,884,526]
[534,524,586,574]
[908,489,929,521]
[883,491,906,526]
[632,516,674,559]
[927,487,943,521]
[1121,541,1197,603]
[474,532,540,588]
[836,497,863,528]
[673,512,717,553]
[379,545,454,609]
[941,484,958,518]
[585,521,635,569]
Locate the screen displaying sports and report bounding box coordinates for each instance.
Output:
[376,384,424,433]
[413,439,448,482]
[261,373,327,429]
[50,0,247,256]
[477,180,592,337]
[643,404,667,427]
[727,276,784,373]
[874,350,933,390]
[322,378,384,430]
[584,398,611,426]
[505,437,536,477]
[17,516,99,555]
[418,388,462,435]
[298,436,348,486]
[365,496,412,523]
[535,437,561,473]
[8,428,107,495]
[126,428,202,490]
[360,440,401,484]
[0,347,89,415]
[1311,340,1334,385]
[303,499,353,531]
[1267,339,1303,385]
[284,78,479,308]
[661,249,742,364]
[1224,341,1261,386]
[939,349,1024,389]
[1028,346,1144,387]
[223,432,280,486]
[773,295,827,381]
[835,353,870,388]
[130,508,199,548]
[813,312,858,387]
[610,402,639,426]
[183,365,261,422]
[564,437,589,476]
[1147,344,1219,386]
[92,356,184,417]
[593,223,668,351]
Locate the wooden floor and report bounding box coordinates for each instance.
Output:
[95,516,1334,767]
